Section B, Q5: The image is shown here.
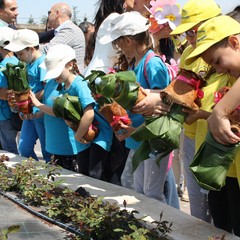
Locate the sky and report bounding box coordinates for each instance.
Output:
[17,0,239,24]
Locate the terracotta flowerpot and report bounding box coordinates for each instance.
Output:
[13,89,32,114]
[83,123,99,142]
[68,122,99,142]
[99,101,132,132]
[7,89,16,108]
[135,87,147,105]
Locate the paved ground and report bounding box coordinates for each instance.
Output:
[0,195,70,240]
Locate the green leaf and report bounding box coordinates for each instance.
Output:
[3,61,29,92]
[114,81,139,110]
[115,71,137,83]
[190,131,240,191]
[95,74,116,98]
[52,93,82,123]
[1,225,20,238]
[87,70,139,110]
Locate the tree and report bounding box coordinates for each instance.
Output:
[72,6,80,25]
[40,15,48,25]
[27,14,35,24]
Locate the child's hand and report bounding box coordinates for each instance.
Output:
[115,124,135,141]
[29,90,41,107]
[208,111,240,145]
[152,100,170,116]
[7,90,17,108]
[182,108,199,125]
[78,138,88,144]
[64,120,79,132]
[19,112,34,120]
[133,90,170,116]
[74,133,89,144]
[183,108,210,125]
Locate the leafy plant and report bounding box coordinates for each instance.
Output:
[0,225,20,240]
[0,159,173,239]
[3,61,29,92]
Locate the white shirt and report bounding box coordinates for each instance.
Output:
[83,13,119,77]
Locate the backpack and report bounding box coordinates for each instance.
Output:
[143,51,178,88]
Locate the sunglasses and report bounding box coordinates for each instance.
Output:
[185,27,199,37]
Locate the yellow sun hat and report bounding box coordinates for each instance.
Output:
[185,15,240,66]
[170,0,221,35]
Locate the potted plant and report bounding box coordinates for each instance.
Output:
[52,93,99,142]
[3,61,31,114]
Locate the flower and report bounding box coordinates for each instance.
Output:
[149,0,176,12]
[146,0,181,32]
[154,4,181,30]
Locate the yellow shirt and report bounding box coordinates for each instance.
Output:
[180,45,209,139]
[194,71,239,184]
[195,72,236,151]
[181,46,240,185]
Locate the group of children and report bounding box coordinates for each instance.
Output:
[0,0,240,236]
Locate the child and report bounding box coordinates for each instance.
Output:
[4,29,51,162]
[185,15,240,236]
[171,0,224,222]
[30,44,113,181]
[100,11,179,208]
[0,27,18,154]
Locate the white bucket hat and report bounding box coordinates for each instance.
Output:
[99,11,150,45]
[4,29,39,52]
[40,44,76,80]
[0,27,15,48]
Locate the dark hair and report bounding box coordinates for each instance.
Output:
[158,38,175,64]
[127,31,152,49]
[113,30,153,71]
[25,46,40,51]
[0,0,5,9]
[227,6,240,23]
[86,0,126,65]
[79,18,95,66]
[93,0,125,32]
[79,21,94,34]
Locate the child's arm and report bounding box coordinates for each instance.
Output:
[208,77,240,145]
[29,90,55,116]
[132,88,170,116]
[115,123,136,142]
[34,89,44,101]
[183,108,211,125]
[0,88,8,100]
[75,105,94,143]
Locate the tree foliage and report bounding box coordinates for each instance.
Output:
[27,14,35,24]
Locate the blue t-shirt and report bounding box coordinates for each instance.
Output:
[125,50,170,149]
[60,76,113,151]
[0,56,19,121]
[27,55,46,114]
[43,79,86,155]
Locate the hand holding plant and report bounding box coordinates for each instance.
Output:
[52,93,99,142]
[3,61,32,114]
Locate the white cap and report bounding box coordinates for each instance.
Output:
[4,29,39,52]
[40,44,76,80]
[0,27,15,48]
[99,11,150,44]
